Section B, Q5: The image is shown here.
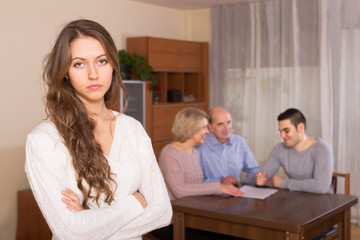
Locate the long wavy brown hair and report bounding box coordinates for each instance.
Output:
[43,19,128,209]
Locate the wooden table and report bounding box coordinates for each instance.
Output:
[172,190,358,240]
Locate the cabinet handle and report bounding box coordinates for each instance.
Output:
[162,107,173,110]
[157,69,169,72]
[163,140,171,144]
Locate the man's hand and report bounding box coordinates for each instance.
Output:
[255,172,267,186]
[271,175,283,188]
[61,188,83,212]
[221,176,239,186]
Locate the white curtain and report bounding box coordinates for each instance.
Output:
[336,28,360,222]
[211,0,360,223]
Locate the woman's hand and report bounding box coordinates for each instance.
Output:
[133,191,147,208]
[61,188,83,212]
[221,184,244,197]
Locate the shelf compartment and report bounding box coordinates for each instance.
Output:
[167,72,184,102]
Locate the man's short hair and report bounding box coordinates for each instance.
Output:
[277,108,306,129]
[171,108,208,143]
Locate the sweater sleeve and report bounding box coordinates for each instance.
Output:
[159,146,222,199]
[25,126,144,240]
[260,144,282,178]
[281,142,334,194]
[109,120,172,239]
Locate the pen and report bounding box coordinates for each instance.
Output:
[265,178,274,188]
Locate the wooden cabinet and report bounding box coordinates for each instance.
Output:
[127,37,203,72]
[127,37,209,158]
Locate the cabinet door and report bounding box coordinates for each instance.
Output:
[176,41,201,72]
[152,140,171,160]
[152,105,183,141]
[148,38,177,71]
[147,38,201,72]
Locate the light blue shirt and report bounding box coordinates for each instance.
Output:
[197,132,259,184]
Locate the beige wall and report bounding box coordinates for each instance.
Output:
[0,1,210,239]
[183,9,211,41]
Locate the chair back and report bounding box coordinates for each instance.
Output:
[332,172,350,195]
[321,173,351,240]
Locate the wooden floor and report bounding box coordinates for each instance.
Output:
[352,223,360,239]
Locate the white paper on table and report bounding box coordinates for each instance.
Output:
[240,185,278,200]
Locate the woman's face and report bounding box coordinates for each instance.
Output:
[190,118,209,145]
[67,37,113,106]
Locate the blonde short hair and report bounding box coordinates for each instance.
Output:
[171,108,208,142]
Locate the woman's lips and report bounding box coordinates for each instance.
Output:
[88,84,101,90]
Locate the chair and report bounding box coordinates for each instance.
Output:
[332,172,350,195]
[16,189,52,240]
[320,172,351,240]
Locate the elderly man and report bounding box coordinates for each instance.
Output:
[197,107,259,186]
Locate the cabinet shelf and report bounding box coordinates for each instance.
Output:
[153,71,204,104]
[127,36,208,158]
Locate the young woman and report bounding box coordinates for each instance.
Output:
[159,107,244,200]
[25,19,172,240]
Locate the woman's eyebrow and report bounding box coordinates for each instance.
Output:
[71,53,106,61]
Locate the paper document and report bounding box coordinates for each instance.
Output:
[240,185,278,200]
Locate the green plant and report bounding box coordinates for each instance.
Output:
[118,49,133,80]
[132,54,159,103]
[118,50,159,102]
[132,54,158,89]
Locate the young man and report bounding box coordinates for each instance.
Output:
[197,107,259,186]
[255,108,334,193]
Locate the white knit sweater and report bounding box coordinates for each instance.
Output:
[25,112,172,240]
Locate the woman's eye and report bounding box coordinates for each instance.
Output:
[74,62,84,68]
[99,59,108,65]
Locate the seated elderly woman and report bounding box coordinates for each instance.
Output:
[159,107,244,200]
[152,108,244,240]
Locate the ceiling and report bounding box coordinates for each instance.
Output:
[131,0,258,10]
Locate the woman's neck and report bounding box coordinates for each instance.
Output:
[85,101,110,121]
[170,140,194,153]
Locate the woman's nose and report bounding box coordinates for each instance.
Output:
[88,64,99,80]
